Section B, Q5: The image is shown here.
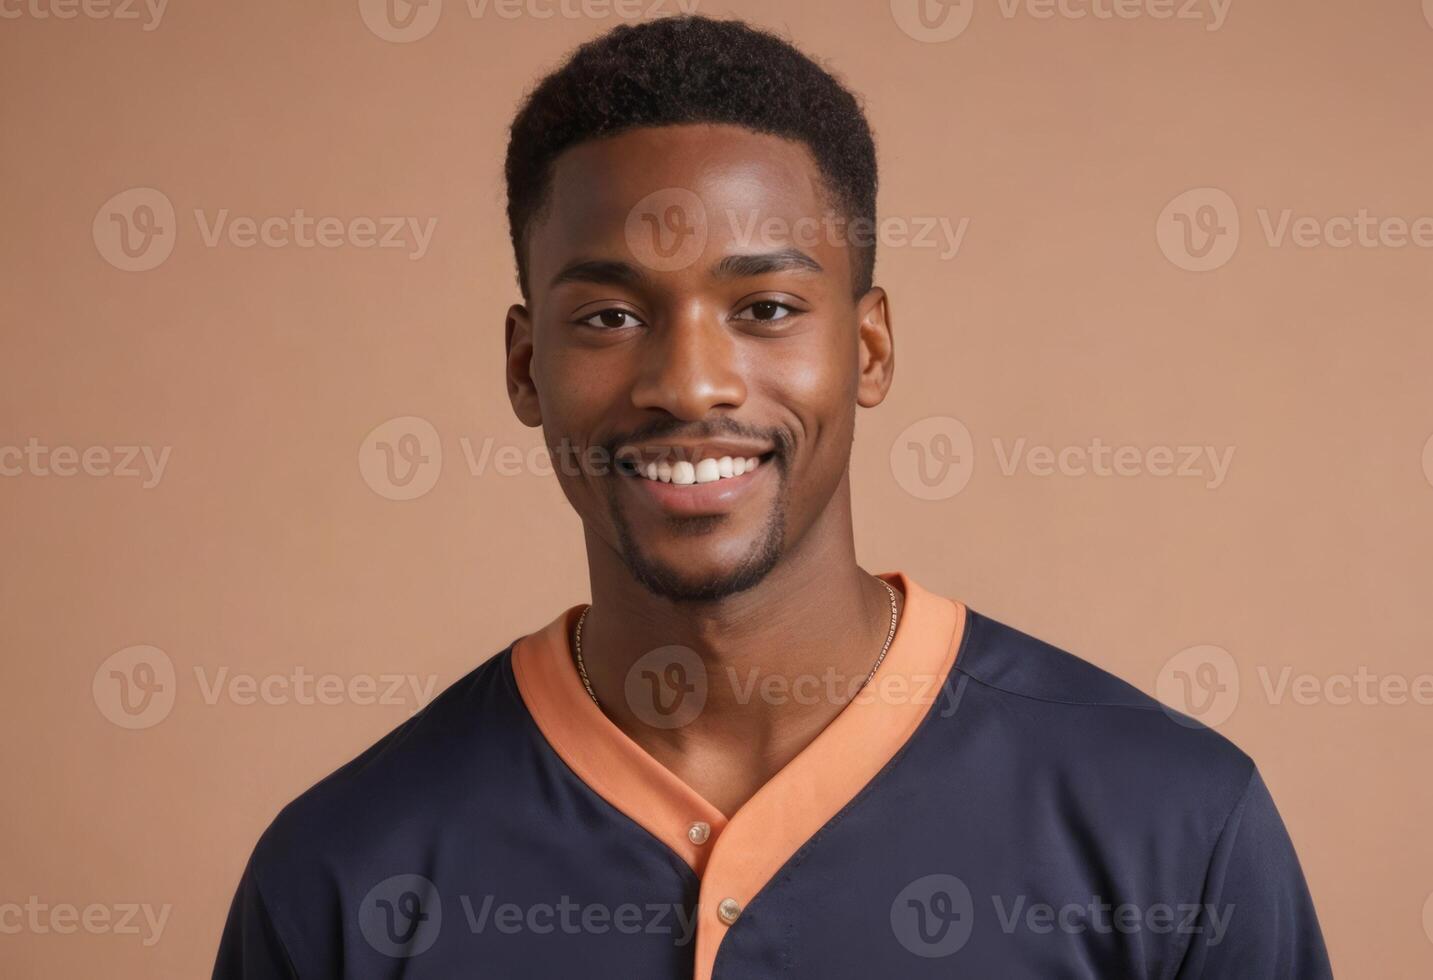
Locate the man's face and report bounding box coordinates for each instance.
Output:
[507,124,891,602]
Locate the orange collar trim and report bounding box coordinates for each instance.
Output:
[510,570,967,980]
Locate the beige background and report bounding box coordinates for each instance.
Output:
[3,0,1432,975]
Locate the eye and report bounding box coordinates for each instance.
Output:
[577,308,645,330]
[732,300,798,322]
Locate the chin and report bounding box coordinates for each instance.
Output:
[622,533,784,604]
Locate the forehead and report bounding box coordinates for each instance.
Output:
[526,124,843,289]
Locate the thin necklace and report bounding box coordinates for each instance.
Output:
[572,578,900,710]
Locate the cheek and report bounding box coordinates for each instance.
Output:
[535,342,620,432]
[761,329,860,466]
[531,358,623,498]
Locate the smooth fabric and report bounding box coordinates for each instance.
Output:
[213,573,1332,979]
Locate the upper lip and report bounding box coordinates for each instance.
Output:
[616,440,775,468]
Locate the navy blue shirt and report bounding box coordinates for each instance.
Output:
[213,572,1332,978]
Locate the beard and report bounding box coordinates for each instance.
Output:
[604,460,789,604]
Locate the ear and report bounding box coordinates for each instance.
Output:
[505,303,543,427]
[854,287,894,408]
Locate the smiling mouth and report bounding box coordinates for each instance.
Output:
[616,451,777,486]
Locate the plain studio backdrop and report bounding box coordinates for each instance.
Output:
[2,0,1432,975]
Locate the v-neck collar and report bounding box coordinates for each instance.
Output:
[510,569,967,980]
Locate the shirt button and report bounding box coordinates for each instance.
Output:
[717,898,741,925]
[687,821,710,845]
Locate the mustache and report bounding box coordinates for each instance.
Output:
[602,418,792,466]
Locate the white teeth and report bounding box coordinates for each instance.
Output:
[635,454,764,485]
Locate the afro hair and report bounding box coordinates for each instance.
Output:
[504,15,879,298]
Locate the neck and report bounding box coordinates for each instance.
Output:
[577,481,904,815]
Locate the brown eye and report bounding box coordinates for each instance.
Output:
[578,309,643,329]
[733,300,795,322]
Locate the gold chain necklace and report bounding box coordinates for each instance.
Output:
[572,578,900,710]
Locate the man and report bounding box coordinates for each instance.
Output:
[214,15,1332,978]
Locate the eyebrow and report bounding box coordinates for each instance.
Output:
[713,248,824,279]
[550,259,649,290]
[548,247,824,291]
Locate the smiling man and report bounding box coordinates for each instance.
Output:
[213,15,1332,980]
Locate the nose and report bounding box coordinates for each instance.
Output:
[629,303,747,420]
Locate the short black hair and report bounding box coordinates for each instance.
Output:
[504,15,878,298]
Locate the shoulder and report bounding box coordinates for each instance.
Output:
[219,647,537,975]
[947,608,1257,819]
[246,646,528,881]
